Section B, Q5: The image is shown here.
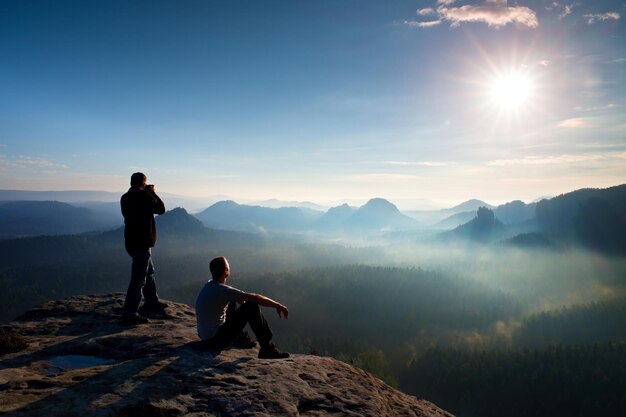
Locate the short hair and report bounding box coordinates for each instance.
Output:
[130,172,147,187]
[210,256,228,279]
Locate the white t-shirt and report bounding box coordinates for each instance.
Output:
[195,279,247,340]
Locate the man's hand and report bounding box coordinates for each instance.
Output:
[276,304,289,319]
[245,293,289,319]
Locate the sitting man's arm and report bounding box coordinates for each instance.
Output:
[241,292,289,319]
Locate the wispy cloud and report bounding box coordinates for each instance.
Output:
[404,20,442,28]
[0,156,68,170]
[487,154,604,166]
[540,59,551,66]
[558,4,577,20]
[417,8,435,16]
[558,118,591,128]
[547,2,578,20]
[584,12,620,25]
[573,103,617,112]
[385,160,456,167]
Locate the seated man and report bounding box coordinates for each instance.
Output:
[195,256,290,359]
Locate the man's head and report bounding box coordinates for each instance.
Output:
[210,256,230,282]
[130,172,147,189]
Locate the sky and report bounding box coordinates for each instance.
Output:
[1,0,625,208]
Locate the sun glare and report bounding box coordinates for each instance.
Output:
[490,73,532,110]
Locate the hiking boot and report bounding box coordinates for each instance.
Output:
[120,314,150,325]
[233,331,257,349]
[258,343,290,359]
[141,300,168,311]
[138,301,168,316]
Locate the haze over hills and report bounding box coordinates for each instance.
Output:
[195,200,323,233]
[195,197,420,234]
[0,190,224,214]
[0,190,121,203]
[339,198,418,231]
[249,198,328,211]
[439,206,508,244]
[312,203,355,231]
[405,199,493,225]
[0,201,118,238]
[0,185,624,253]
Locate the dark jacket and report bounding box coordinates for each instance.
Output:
[121,187,166,252]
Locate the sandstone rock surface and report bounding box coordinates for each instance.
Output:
[0,294,453,417]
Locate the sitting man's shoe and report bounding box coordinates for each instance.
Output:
[258,343,290,359]
[120,314,150,325]
[233,331,257,349]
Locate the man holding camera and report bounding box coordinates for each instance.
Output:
[120,172,167,324]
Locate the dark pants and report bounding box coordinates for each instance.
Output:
[122,247,159,318]
[203,302,273,350]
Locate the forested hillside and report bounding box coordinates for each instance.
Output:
[401,343,626,417]
[535,184,626,254]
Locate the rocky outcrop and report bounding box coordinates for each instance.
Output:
[0,294,453,417]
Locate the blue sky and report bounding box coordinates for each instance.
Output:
[1,0,624,207]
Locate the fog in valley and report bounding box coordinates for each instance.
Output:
[382,242,626,311]
[1,186,625,417]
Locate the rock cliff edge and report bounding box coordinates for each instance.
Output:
[0,294,453,417]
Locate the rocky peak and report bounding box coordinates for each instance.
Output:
[0,294,453,416]
[360,198,400,214]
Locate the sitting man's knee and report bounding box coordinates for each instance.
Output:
[241,302,260,312]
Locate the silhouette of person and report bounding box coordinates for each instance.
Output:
[196,256,290,359]
[120,172,167,323]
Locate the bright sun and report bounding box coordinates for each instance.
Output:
[489,72,533,110]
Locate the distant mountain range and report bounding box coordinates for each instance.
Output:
[0,201,119,238]
[439,185,626,254]
[1,185,624,255]
[195,200,323,233]
[338,198,417,231]
[195,197,418,234]
[439,206,508,243]
[0,190,120,203]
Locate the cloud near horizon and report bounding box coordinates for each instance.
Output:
[385,160,456,167]
[409,0,539,29]
[352,173,418,181]
[486,154,605,166]
[558,118,591,128]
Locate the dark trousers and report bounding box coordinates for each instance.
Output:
[203,302,273,350]
[122,247,159,318]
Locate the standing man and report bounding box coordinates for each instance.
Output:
[120,172,167,324]
[196,256,290,359]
